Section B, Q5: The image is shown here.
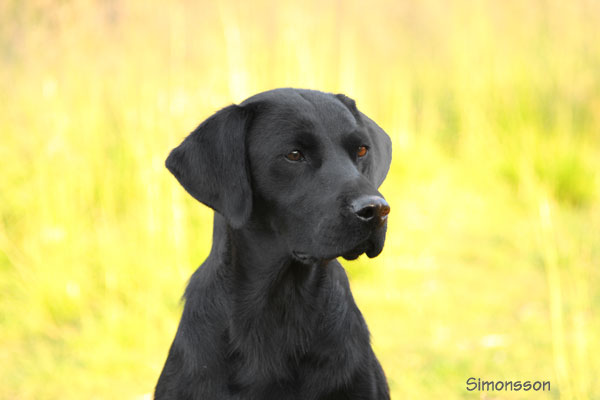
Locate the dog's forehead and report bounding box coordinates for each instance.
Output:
[245,89,359,139]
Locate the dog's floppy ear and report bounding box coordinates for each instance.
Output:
[359,111,392,187]
[335,94,392,187]
[166,105,253,228]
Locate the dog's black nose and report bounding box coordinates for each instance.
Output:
[351,196,390,224]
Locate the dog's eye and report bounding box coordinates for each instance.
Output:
[357,145,368,158]
[285,150,305,162]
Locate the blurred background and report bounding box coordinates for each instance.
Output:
[1,0,599,398]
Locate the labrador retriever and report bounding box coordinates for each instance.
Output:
[156,88,392,399]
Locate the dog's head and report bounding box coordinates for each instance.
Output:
[166,88,392,261]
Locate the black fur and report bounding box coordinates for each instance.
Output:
[156,88,392,400]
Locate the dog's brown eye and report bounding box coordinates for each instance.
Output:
[357,145,368,158]
[286,150,304,162]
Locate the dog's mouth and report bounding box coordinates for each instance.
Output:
[293,224,387,263]
[340,238,384,260]
[341,221,387,260]
[292,251,320,264]
[292,248,368,263]
[340,242,372,260]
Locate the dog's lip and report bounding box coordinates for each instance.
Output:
[293,220,387,262]
[292,248,359,263]
[341,242,373,260]
[293,236,379,262]
[292,251,319,263]
[292,243,371,263]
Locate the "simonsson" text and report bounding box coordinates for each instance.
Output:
[466,377,550,392]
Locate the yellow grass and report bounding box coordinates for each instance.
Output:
[1,0,599,398]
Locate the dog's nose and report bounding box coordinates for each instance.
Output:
[351,196,390,224]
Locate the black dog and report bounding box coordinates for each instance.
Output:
[156,88,392,399]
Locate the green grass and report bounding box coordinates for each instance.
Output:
[1,1,599,398]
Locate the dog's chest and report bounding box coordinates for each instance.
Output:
[227,270,366,397]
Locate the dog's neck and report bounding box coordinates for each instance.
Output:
[211,213,330,359]
[212,213,327,297]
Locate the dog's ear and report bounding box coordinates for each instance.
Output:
[359,111,392,187]
[335,94,392,187]
[166,105,253,228]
